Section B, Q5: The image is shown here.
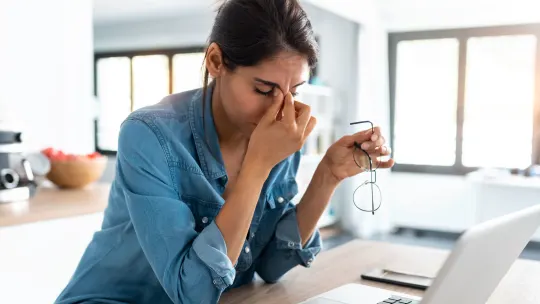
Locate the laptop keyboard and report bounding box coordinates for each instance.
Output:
[378,295,420,304]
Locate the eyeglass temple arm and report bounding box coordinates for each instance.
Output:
[350,120,374,133]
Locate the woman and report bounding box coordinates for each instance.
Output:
[56,0,393,303]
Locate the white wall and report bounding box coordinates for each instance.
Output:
[388,173,476,232]
[306,0,394,237]
[302,4,362,233]
[0,0,95,153]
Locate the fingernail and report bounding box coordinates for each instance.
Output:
[361,143,370,150]
[371,134,378,141]
[274,90,279,97]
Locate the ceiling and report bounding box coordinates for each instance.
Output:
[92,0,381,27]
[378,0,540,31]
[92,0,216,24]
[93,0,540,30]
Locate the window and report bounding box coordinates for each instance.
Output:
[94,48,205,154]
[132,55,170,111]
[393,38,460,166]
[173,53,206,93]
[389,25,540,174]
[95,57,131,153]
[462,35,536,169]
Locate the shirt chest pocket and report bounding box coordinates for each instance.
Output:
[181,195,222,232]
[267,178,299,209]
[253,179,300,249]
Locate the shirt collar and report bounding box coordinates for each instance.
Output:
[188,84,227,180]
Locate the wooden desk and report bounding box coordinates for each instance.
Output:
[220,240,540,304]
[0,183,110,227]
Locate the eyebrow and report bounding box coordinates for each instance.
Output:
[254,77,306,91]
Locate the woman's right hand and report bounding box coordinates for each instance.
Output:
[245,90,317,172]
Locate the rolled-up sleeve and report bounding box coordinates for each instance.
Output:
[192,221,236,290]
[256,206,322,283]
[118,117,235,303]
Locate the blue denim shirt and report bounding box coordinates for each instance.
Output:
[55,86,322,304]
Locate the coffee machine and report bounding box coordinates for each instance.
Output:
[0,130,41,203]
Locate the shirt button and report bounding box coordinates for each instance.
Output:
[277,196,285,203]
[288,241,294,248]
[213,279,218,285]
[245,246,250,254]
[202,217,208,224]
[250,232,255,238]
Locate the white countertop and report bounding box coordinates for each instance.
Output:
[0,212,104,304]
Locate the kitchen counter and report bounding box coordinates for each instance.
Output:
[0,182,110,227]
[0,181,344,304]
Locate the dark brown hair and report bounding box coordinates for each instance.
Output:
[201,0,319,112]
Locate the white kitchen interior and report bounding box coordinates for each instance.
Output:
[2,0,540,303]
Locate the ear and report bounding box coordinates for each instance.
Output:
[205,42,225,78]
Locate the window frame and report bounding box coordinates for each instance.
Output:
[389,24,540,175]
[93,46,206,155]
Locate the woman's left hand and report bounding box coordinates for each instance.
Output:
[319,126,394,184]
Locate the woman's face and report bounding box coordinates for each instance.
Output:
[213,49,310,137]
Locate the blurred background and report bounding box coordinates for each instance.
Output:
[2,0,540,303]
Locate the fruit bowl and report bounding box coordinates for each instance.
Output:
[42,148,107,189]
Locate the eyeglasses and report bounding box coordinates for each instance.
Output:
[350,120,382,215]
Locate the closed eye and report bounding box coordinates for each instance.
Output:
[254,87,299,97]
[255,87,274,96]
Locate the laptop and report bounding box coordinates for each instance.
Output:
[301,204,540,304]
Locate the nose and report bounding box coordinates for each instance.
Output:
[275,86,286,97]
